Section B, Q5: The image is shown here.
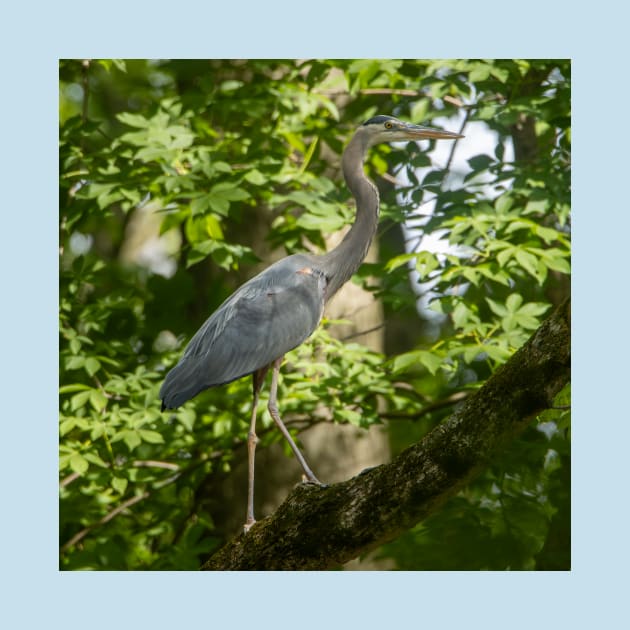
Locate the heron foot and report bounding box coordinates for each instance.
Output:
[243,518,256,534]
[301,474,328,488]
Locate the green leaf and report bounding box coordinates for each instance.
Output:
[462,344,484,363]
[486,298,507,317]
[60,418,79,436]
[186,213,224,242]
[496,245,515,267]
[207,197,229,216]
[535,225,560,244]
[390,352,419,373]
[417,351,443,375]
[469,62,491,82]
[452,302,472,329]
[518,302,550,317]
[505,294,523,312]
[119,130,149,147]
[138,429,164,444]
[536,258,549,284]
[219,80,243,92]
[112,477,128,494]
[505,220,531,234]
[410,99,430,124]
[385,253,416,272]
[467,154,494,171]
[483,344,512,362]
[111,59,127,73]
[70,390,91,411]
[462,267,480,285]
[515,249,539,279]
[489,65,510,83]
[165,125,194,150]
[69,453,89,475]
[187,240,255,270]
[298,137,320,176]
[121,429,142,451]
[476,264,511,286]
[90,422,105,441]
[177,408,196,432]
[296,212,346,232]
[205,214,224,240]
[65,355,85,371]
[244,169,266,185]
[211,182,250,201]
[415,251,439,278]
[60,383,92,394]
[189,194,211,216]
[390,350,442,375]
[117,112,150,128]
[84,452,108,468]
[336,408,362,426]
[524,199,549,215]
[541,251,571,274]
[495,194,514,214]
[89,389,108,412]
[85,357,101,377]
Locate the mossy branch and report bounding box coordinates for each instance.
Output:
[202,298,570,570]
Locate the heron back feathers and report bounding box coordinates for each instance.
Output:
[160,254,327,409]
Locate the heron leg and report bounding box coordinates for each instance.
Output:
[244,366,268,533]
[268,356,322,485]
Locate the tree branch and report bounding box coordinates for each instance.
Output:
[201,298,570,570]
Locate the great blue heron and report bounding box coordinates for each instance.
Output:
[160,115,462,531]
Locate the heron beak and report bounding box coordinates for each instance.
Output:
[402,123,464,140]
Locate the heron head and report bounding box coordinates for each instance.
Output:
[361,114,463,146]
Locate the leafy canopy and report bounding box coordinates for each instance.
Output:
[59,59,570,570]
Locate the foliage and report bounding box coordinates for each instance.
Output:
[59,59,570,570]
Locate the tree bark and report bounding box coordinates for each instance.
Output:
[201,298,570,570]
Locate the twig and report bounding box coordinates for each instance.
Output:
[60,472,80,488]
[382,391,470,420]
[340,323,386,342]
[60,491,150,553]
[131,460,180,471]
[314,88,422,97]
[444,108,469,175]
[59,440,231,554]
[60,459,180,489]
[81,59,90,122]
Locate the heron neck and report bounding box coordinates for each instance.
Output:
[319,132,379,299]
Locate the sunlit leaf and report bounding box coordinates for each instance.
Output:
[69,453,89,475]
[112,476,128,494]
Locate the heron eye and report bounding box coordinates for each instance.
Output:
[384,121,393,129]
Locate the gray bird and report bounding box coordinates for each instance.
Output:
[160,115,462,531]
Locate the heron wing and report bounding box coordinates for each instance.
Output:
[160,256,327,409]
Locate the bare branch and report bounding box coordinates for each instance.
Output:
[382,391,470,420]
[60,492,150,553]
